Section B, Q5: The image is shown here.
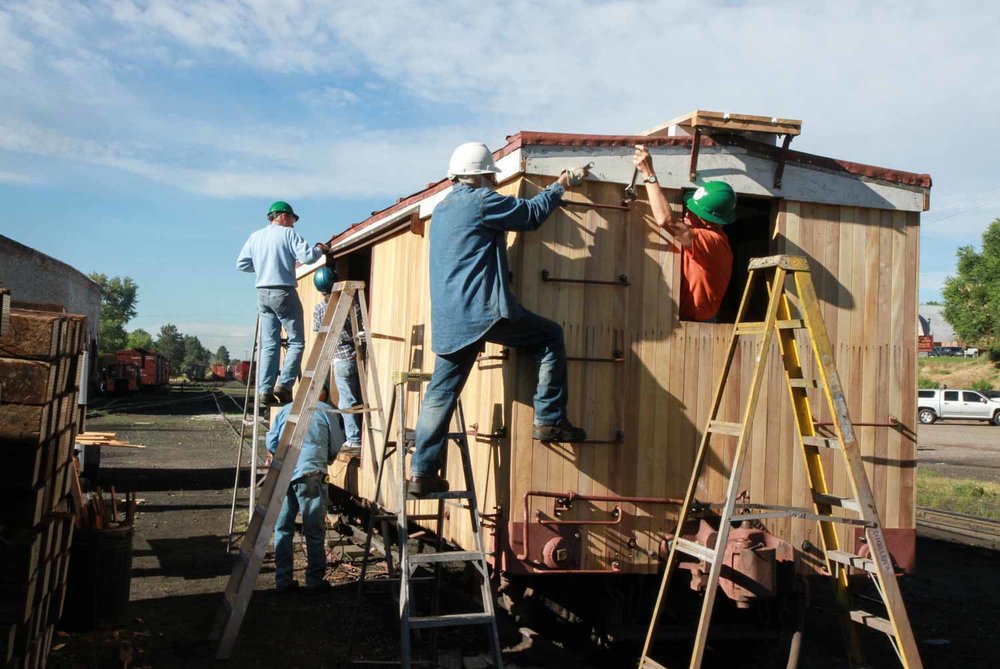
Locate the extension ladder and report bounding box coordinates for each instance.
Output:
[211,281,388,659]
[350,373,503,668]
[638,255,922,669]
[226,314,270,552]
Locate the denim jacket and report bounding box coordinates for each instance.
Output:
[429,182,565,354]
[266,401,342,480]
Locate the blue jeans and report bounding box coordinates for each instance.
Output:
[411,310,567,477]
[334,358,363,446]
[257,287,305,394]
[274,473,328,588]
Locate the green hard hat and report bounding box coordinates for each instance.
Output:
[684,182,737,226]
[313,266,337,294]
[268,200,299,221]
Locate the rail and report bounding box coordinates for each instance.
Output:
[916,506,1000,551]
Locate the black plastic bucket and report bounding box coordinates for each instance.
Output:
[61,525,134,630]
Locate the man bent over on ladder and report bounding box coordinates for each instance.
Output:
[266,383,344,593]
[236,201,330,406]
[408,142,589,496]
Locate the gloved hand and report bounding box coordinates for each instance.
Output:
[561,164,591,187]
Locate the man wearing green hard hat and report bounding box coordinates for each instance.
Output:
[633,144,735,322]
[237,201,330,406]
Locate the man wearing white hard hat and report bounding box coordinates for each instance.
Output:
[408,142,589,495]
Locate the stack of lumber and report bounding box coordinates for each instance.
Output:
[0,301,87,669]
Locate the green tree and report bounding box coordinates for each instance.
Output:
[127,328,153,350]
[88,273,138,353]
[214,345,231,366]
[182,334,210,368]
[154,324,185,365]
[943,219,1000,350]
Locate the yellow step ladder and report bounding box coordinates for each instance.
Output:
[638,255,922,669]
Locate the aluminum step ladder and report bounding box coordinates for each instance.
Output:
[226,314,270,553]
[211,281,388,659]
[638,255,922,669]
[350,372,503,668]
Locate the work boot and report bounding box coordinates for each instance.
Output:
[407,475,450,497]
[256,392,274,409]
[272,385,293,405]
[532,419,587,442]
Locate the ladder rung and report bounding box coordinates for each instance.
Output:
[672,538,716,563]
[406,491,473,501]
[734,322,766,335]
[286,414,299,423]
[827,550,877,574]
[812,492,861,513]
[302,370,315,378]
[640,658,668,669]
[325,406,379,414]
[788,378,819,389]
[776,319,805,330]
[849,609,895,636]
[407,551,483,565]
[408,612,494,630]
[801,435,839,449]
[707,420,742,436]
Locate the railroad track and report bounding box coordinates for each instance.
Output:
[916,506,1000,550]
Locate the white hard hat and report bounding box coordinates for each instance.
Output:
[446,142,501,179]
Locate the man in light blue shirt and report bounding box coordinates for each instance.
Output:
[408,143,589,496]
[266,384,343,592]
[236,201,329,406]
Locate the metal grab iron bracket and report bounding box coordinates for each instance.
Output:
[773,133,794,188]
[467,423,507,441]
[688,127,703,182]
[567,349,624,363]
[561,200,632,212]
[476,348,509,362]
[541,269,629,286]
[533,430,625,445]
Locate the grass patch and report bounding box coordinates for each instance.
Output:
[918,356,1000,391]
[917,469,1000,520]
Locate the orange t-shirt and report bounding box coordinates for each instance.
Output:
[680,225,733,321]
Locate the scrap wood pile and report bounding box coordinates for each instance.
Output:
[0,297,87,669]
[76,487,137,531]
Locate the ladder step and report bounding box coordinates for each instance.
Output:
[408,612,494,630]
[801,435,839,449]
[302,370,315,378]
[734,322,766,335]
[788,378,819,389]
[407,551,483,565]
[672,537,716,563]
[707,420,742,436]
[406,491,473,501]
[827,550,877,575]
[849,609,895,636]
[325,406,380,415]
[812,492,861,513]
[776,319,805,330]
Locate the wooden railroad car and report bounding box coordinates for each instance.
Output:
[297,111,929,581]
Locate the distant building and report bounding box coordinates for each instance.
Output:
[918,304,959,346]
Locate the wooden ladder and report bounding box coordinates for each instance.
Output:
[350,373,503,668]
[638,255,922,669]
[211,281,388,659]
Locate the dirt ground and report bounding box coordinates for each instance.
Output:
[917,421,1000,483]
[45,386,1000,668]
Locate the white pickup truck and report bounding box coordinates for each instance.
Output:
[917,389,1000,425]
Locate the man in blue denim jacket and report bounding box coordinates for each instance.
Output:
[266,384,343,592]
[236,201,329,406]
[408,143,589,495]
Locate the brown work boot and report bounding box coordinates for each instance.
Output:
[532,419,587,442]
[272,385,293,405]
[407,475,450,497]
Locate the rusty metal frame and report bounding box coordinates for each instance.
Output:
[773,133,794,188]
[688,127,703,181]
[515,490,683,562]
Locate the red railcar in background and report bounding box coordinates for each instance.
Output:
[230,360,252,385]
[210,363,230,381]
[97,354,142,393]
[115,348,170,387]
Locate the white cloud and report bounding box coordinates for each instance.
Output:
[298,86,359,108]
[0,170,35,185]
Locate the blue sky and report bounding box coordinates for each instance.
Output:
[1,1,998,358]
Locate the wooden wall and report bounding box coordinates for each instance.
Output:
[308,175,919,574]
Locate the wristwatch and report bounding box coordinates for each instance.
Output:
[643,174,658,184]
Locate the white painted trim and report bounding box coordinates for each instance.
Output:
[522,144,926,212]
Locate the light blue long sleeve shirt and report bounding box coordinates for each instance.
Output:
[236,224,324,288]
[266,400,343,480]
[428,182,565,355]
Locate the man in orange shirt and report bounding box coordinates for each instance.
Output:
[634,144,736,321]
